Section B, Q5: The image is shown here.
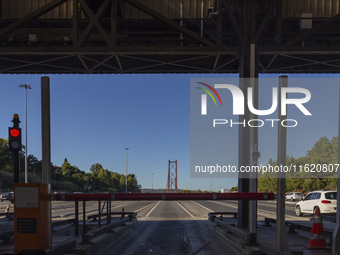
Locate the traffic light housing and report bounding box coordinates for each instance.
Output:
[9,114,22,152]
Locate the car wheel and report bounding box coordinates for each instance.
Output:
[295,205,303,216]
[291,197,294,202]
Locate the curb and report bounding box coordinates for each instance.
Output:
[208,221,262,255]
[74,219,137,255]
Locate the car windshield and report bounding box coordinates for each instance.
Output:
[325,192,337,199]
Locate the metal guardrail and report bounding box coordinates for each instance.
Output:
[208,212,250,242]
[51,219,77,232]
[82,213,137,244]
[0,212,14,220]
[208,212,238,222]
[87,212,137,221]
[264,217,333,244]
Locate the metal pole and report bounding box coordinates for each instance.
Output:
[276,75,288,251]
[238,0,251,228]
[83,201,86,236]
[125,148,129,193]
[24,87,27,183]
[249,43,258,245]
[41,77,51,184]
[106,200,110,225]
[152,173,154,193]
[41,77,52,248]
[332,79,340,255]
[109,200,111,224]
[75,201,79,236]
[19,84,31,183]
[98,201,101,228]
[13,151,19,183]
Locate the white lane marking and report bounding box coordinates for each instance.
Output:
[209,201,308,221]
[176,201,195,219]
[210,200,238,209]
[135,202,158,213]
[145,200,161,217]
[192,201,213,212]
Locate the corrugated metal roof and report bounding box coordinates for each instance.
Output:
[2,0,339,20]
[1,0,75,19]
[282,0,340,18]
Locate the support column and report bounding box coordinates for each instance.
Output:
[41,76,51,185]
[332,81,340,255]
[238,0,258,229]
[276,75,288,251]
[41,76,52,248]
[249,43,259,244]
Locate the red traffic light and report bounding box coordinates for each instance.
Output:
[10,128,20,137]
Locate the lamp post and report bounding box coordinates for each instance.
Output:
[152,173,154,193]
[125,148,129,193]
[19,84,31,183]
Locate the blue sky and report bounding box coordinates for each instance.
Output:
[0,74,339,191]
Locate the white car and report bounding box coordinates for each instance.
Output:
[295,190,337,216]
[286,192,303,201]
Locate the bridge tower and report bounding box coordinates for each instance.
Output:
[166,160,178,193]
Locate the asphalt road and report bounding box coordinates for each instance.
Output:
[101,200,313,255]
[0,199,312,221]
[0,199,320,254]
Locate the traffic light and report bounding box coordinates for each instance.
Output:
[8,114,22,152]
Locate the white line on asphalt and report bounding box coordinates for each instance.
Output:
[135,202,158,213]
[209,201,307,221]
[192,201,213,212]
[176,201,195,219]
[145,200,161,217]
[210,200,238,209]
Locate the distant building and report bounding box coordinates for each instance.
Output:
[220,188,230,193]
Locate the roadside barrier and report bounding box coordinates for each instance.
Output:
[4,203,10,213]
[306,207,329,249]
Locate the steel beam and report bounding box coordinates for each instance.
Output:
[283,13,340,47]
[77,0,111,47]
[0,0,68,37]
[122,0,217,47]
[220,0,242,42]
[254,0,278,44]
[276,0,282,46]
[111,0,118,48]
[72,0,78,47]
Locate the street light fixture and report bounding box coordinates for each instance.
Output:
[125,148,129,193]
[19,84,31,183]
